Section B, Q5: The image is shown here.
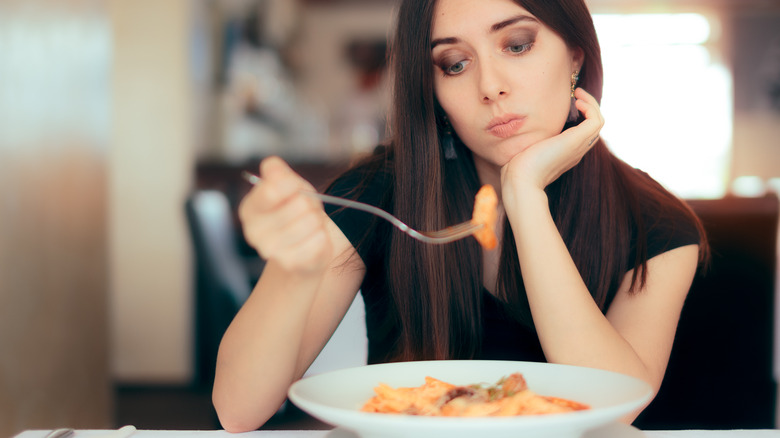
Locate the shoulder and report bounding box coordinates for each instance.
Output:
[325,147,393,206]
[630,169,702,261]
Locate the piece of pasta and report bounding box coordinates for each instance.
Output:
[471,184,499,250]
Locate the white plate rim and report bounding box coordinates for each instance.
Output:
[288,360,653,437]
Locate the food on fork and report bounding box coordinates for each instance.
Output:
[471,184,499,250]
[361,372,589,417]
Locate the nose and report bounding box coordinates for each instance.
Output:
[478,56,510,103]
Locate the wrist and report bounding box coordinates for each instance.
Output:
[501,180,548,213]
[263,258,330,286]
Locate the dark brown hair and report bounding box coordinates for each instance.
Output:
[339,0,708,362]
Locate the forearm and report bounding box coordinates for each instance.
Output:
[505,188,653,385]
[212,262,324,432]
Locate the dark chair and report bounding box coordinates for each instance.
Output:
[186,190,260,388]
[635,194,778,429]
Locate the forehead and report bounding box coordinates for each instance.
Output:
[432,0,535,36]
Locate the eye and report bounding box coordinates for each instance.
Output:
[436,58,470,77]
[446,60,468,75]
[505,42,533,54]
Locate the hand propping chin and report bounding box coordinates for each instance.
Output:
[500,88,604,193]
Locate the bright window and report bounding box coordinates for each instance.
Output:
[593,13,732,199]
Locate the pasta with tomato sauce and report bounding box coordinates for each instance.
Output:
[361,373,589,417]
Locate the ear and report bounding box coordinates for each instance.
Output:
[570,46,585,72]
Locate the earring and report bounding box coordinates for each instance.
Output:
[441,118,457,160]
[443,126,457,160]
[568,70,580,122]
[570,70,580,97]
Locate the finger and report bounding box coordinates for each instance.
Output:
[573,87,599,107]
[573,110,602,147]
[569,98,603,145]
[263,206,327,255]
[258,157,305,205]
[572,87,600,114]
[561,113,600,145]
[572,90,602,120]
[573,88,605,126]
[262,156,319,193]
[240,158,315,220]
[260,155,293,180]
[575,103,604,136]
[243,195,325,258]
[260,192,324,234]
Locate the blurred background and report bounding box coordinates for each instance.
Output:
[1,0,779,435]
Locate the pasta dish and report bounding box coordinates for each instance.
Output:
[361,372,589,417]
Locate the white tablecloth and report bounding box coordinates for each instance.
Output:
[14,428,780,438]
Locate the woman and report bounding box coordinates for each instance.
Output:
[212,0,709,431]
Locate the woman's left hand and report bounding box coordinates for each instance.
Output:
[500,88,604,197]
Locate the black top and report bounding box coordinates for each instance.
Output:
[324,164,700,365]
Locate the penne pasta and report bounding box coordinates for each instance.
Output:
[471,185,499,250]
[361,373,589,417]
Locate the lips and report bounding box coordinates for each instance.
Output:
[486,114,526,138]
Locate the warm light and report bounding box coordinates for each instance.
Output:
[593,13,730,199]
[593,13,711,46]
[731,176,767,197]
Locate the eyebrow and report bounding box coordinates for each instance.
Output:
[431,14,539,49]
[491,14,538,32]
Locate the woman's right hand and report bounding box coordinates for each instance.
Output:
[239,156,333,275]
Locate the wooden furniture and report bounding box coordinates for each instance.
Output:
[636,194,779,429]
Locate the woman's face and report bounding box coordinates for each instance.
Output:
[431,0,582,169]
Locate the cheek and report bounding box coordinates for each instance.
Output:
[435,84,462,119]
[553,82,573,119]
[539,68,575,128]
[447,117,477,151]
[435,88,476,138]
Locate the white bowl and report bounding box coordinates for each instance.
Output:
[288,360,652,438]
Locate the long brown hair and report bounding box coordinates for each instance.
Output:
[339,0,708,363]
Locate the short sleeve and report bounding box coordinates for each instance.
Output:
[644,206,701,260]
[323,165,392,268]
[628,170,702,266]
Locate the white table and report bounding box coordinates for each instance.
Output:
[14,428,780,438]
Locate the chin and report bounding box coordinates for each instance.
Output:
[498,137,535,160]
[470,134,539,167]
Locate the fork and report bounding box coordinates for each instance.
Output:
[241,171,482,244]
[44,429,74,438]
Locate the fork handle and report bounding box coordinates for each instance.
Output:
[241,171,410,232]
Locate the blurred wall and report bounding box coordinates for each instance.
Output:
[588,0,780,189]
[730,7,780,184]
[0,0,113,436]
[108,0,200,383]
[293,2,395,155]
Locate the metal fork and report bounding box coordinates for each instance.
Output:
[241,171,482,244]
[44,429,74,438]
